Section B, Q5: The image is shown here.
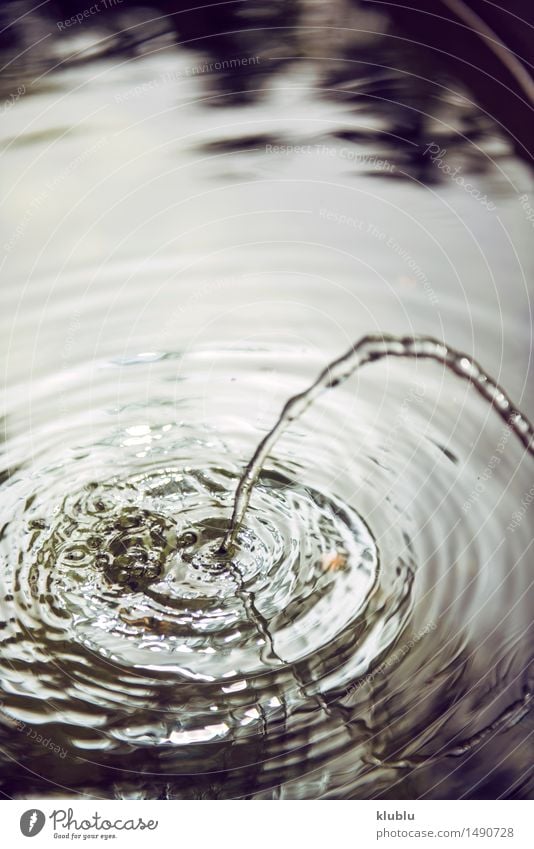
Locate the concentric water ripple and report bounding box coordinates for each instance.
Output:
[0,347,532,799]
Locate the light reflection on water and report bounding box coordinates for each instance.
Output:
[0,8,533,799]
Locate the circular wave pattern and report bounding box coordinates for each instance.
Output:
[38,462,378,678]
[0,349,532,799]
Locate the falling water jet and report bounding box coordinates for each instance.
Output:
[219,333,534,554]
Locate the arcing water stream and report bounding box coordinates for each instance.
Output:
[1,331,532,798]
[221,335,534,552]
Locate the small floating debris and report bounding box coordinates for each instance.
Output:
[321,550,347,572]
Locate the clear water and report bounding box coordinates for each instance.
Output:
[222,334,534,549]
[0,15,533,800]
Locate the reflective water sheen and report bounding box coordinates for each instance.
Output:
[0,11,533,799]
[1,335,533,798]
[223,334,534,550]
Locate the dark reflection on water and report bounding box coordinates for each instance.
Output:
[2,0,533,159]
[0,0,532,800]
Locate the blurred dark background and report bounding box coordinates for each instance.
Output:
[1,0,532,167]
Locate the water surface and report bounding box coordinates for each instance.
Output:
[0,7,533,799]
